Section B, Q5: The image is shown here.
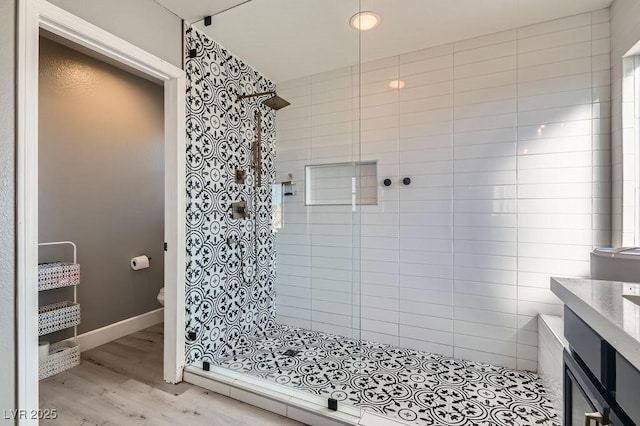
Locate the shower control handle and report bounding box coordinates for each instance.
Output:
[231,201,249,219]
[236,169,247,184]
[383,178,392,187]
[403,177,411,186]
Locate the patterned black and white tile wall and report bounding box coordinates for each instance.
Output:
[185,26,277,363]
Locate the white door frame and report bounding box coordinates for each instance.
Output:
[16,0,186,420]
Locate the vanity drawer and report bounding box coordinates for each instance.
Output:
[615,353,640,423]
[564,306,605,382]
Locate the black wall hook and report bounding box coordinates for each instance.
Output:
[403,177,411,186]
[383,178,392,187]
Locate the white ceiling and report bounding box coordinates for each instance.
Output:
[163,0,614,82]
[154,0,251,23]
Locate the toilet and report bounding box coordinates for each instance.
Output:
[157,287,165,306]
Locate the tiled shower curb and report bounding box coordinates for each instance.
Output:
[184,365,412,426]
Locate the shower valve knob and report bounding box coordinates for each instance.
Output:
[231,201,249,219]
[383,179,392,187]
[403,177,411,186]
[236,169,247,184]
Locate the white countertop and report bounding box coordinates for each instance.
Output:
[551,277,640,370]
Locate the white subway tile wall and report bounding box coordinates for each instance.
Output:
[275,10,610,370]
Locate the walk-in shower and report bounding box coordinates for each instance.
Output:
[179,1,604,424]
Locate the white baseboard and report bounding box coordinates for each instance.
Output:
[77,308,164,352]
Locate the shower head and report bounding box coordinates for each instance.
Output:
[262,94,290,111]
[237,90,291,111]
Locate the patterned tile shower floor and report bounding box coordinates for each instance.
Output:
[213,325,561,426]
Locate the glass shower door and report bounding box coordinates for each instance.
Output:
[185,0,364,415]
[273,1,364,409]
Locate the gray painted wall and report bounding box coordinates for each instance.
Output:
[39,37,165,333]
[0,0,15,422]
[49,0,183,68]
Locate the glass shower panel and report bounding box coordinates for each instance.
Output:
[185,1,599,424]
[353,1,457,422]
[186,0,363,413]
[355,36,403,351]
[356,0,461,351]
[393,32,456,359]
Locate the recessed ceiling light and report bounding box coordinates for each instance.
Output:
[350,11,381,31]
[389,80,405,89]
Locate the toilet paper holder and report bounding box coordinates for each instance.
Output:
[131,255,152,270]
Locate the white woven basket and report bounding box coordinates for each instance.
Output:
[38,301,81,336]
[38,262,80,291]
[39,341,80,380]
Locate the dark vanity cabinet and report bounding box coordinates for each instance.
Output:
[563,306,638,425]
[616,353,640,422]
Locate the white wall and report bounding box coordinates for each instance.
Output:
[49,0,182,68]
[610,0,640,247]
[275,9,611,370]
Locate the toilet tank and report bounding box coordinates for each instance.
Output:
[591,247,640,283]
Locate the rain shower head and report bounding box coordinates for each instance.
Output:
[262,94,290,110]
[237,90,291,110]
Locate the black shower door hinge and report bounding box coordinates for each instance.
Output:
[164,242,168,251]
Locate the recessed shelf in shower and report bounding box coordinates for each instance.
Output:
[305,161,378,206]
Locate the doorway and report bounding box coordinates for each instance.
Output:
[17,0,186,421]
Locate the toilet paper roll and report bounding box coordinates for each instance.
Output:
[130,255,150,270]
[39,341,49,361]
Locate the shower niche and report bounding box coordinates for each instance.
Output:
[305,161,377,206]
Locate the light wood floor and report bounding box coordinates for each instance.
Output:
[40,324,304,425]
